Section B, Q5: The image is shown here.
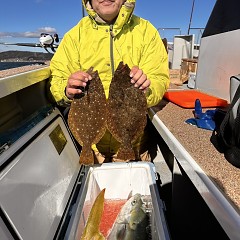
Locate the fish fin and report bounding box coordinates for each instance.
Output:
[79,146,95,165]
[116,146,135,161]
[127,191,133,199]
[81,189,106,240]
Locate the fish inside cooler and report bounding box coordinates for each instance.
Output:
[63,162,170,240]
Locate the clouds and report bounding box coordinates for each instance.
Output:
[0,27,57,38]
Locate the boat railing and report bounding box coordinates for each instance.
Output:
[158,27,204,46]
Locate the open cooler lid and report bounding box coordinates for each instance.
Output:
[0,109,81,240]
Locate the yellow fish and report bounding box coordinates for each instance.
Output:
[107,193,148,240]
[81,188,106,240]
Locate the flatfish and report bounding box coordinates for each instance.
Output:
[107,62,148,161]
[68,67,107,165]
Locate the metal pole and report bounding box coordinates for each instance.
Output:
[187,0,195,35]
[82,3,85,18]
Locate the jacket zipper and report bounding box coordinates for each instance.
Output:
[109,25,115,76]
[109,24,115,154]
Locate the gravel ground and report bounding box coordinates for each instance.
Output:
[0,61,50,78]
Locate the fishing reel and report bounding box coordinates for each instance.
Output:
[39,33,59,53]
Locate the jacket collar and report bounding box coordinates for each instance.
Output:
[82,0,135,35]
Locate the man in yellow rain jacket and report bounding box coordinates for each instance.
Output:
[49,0,170,163]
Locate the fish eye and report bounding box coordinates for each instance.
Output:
[131,200,137,206]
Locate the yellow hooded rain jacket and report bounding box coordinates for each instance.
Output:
[49,0,170,157]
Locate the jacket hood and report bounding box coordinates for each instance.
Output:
[82,0,135,31]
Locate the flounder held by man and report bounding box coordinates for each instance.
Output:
[68,67,107,165]
[107,62,148,161]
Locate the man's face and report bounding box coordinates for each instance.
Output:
[91,0,125,23]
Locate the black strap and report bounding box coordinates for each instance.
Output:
[219,76,240,148]
[233,100,240,144]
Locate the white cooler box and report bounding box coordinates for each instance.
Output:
[0,107,170,240]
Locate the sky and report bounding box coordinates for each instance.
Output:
[0,0,216,52]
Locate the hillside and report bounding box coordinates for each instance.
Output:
[0,50,53,61]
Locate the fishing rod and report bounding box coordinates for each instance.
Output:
[0,33,59,54]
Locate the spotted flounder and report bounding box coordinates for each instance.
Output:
[68,67,107,165]
[107,62,148,161]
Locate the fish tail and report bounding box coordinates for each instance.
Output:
[81,189,106,240]
[116,146,135,161]
[79,146,95,165]
[81,232,105,240]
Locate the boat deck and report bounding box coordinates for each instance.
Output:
[0,65,239,238]
[0,61,50,78]
[151,98,240,211]
[1,65,239,211]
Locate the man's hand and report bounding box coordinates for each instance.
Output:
[130,66,151,92]
[66,71,92,99]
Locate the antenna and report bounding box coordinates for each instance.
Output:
[188,0,195,35]
[82,2,85,18]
